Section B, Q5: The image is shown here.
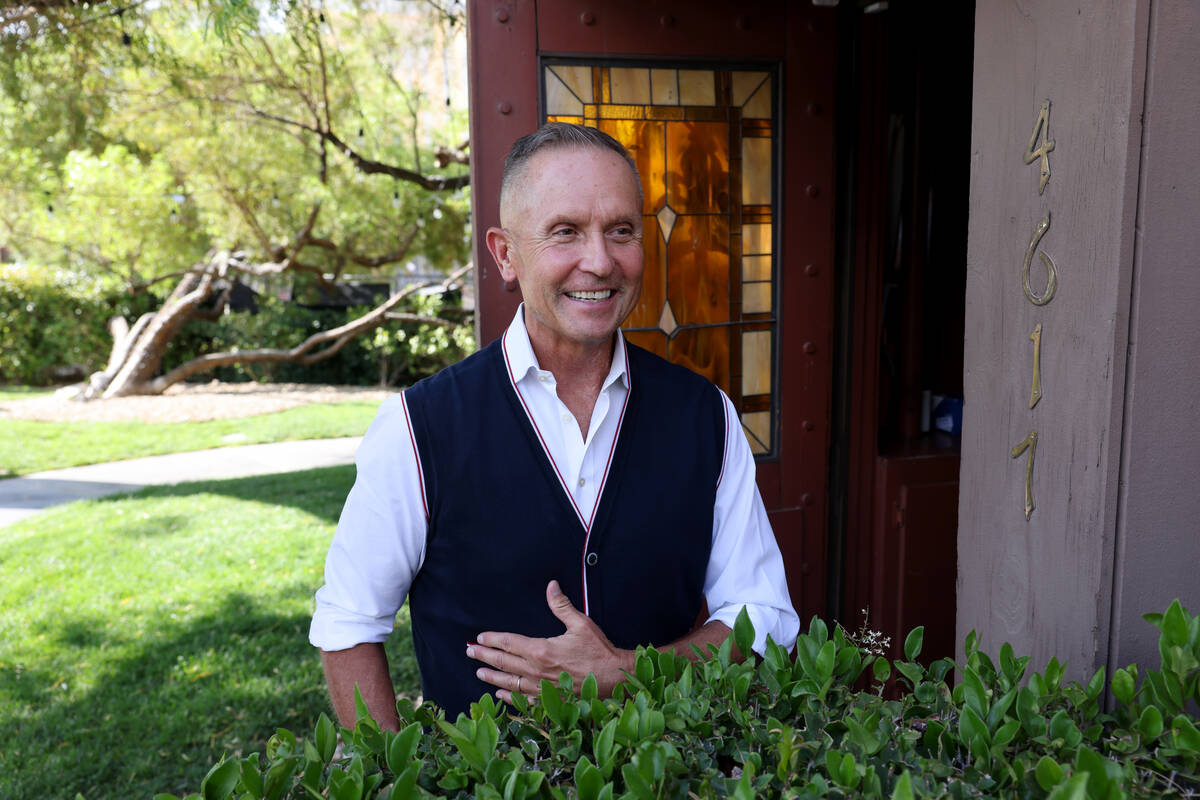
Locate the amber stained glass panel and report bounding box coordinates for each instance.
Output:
[666,214,730,326]
[667,326,730,395]
[597,119,666,215]
[542,63,777,456]
[665,121,729,214]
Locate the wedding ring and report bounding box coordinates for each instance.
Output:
[515,675,522,693]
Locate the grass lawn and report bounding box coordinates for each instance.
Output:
[0,466,421,800]
[0,385,53,402]
[0,401,380,475]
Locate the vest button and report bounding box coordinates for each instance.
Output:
[586,552,599,566]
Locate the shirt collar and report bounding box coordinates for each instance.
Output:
[504,303,629,392]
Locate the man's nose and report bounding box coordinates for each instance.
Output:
[578,231,616,277]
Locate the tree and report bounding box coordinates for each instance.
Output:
[0,0,472,396]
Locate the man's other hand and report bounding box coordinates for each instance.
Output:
[466,580,636,702]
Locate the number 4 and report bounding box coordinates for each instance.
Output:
[1023,99,1055,195]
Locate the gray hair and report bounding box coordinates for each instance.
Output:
[499,122,643,216]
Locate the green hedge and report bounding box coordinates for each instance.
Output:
[162,293,472,387]
[0,266,472,388]
[162,600,1200,800]
[0,264,155,385]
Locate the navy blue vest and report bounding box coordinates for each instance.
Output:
[402,337,725,718]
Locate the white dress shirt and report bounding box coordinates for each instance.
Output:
[310,306,799,655]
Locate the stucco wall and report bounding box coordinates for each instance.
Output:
[958,0,1149,678]
[1108,0,1200,674]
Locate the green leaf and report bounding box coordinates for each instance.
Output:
[575,757,604,800]
[353,685,371,723]
[1138,705,1164,740]
[873,657,891,682]
[1163,599,1189,646]
[890,770,914,800]
[201,759,240,800]
[733,606,755,659]
[1111,667,1135,705]
[904,626,924,661]
[994,718,1021,749]
[1035,756,1064,791]
[815,640,836,682]
[391,762,421,800]
[1173,714,1200,753]
[473,713,500,764]
[263,757,299,800]
[1074,746,1110,799]
[960,667,988,720]
[386,721,421,775]
[594,719,617,771]
[808,615,829,644]
[894,660,924,688]
[1086,666,1106,701]
[581,672,598,702]
[717,635,734,668]
[315,714,337,765]
[620,762,655,800]
[985,687,1018,733]
[959,704,990,750]
[239,756,263,799]
[1046,774,1089,800]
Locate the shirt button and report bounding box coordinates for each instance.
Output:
[562,413,571,423]
[578,477,586,487]
[586,552,599,566]
[538,374,548,382]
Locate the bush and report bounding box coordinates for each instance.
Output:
[162,293,474,388]
[0,264,155,385]
[0,264,473,388]
[162,600,1200,800]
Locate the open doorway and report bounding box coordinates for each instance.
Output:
[829,0,976,664]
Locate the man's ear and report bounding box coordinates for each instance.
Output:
[485,227,519,283]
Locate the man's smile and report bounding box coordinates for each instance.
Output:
[564,289,616,302]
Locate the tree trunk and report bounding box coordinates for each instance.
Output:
[102,269,221,397]
[88,261,470,398]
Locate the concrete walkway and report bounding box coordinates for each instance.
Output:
[0,437,361,528]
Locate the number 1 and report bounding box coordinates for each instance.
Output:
[1011,430,1038,521]
[1029,323,1043,409]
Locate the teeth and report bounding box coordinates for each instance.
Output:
[566,290,614,301]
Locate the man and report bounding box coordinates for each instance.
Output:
[310,123,798,727]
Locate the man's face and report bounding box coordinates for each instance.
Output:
[490,146,644,357]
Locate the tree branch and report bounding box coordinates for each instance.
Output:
[203,95,468,190]
[146,263,471,392]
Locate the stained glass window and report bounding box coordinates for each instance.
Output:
[543,63,778,456]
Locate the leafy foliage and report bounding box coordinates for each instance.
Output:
[1,1,470,293]
[0,264,471,387]
[167,601,1200,799]
[0,262,156,383]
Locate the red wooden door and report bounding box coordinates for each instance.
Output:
[466,0,837,621]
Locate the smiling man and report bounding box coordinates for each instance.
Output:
[310,123,798,726]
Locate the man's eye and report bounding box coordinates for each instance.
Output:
[611,226,635,239]
[552,227,576,238]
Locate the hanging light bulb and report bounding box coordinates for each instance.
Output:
[118,7,131,46]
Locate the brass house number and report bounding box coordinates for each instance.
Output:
[1012,99,1059,521]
